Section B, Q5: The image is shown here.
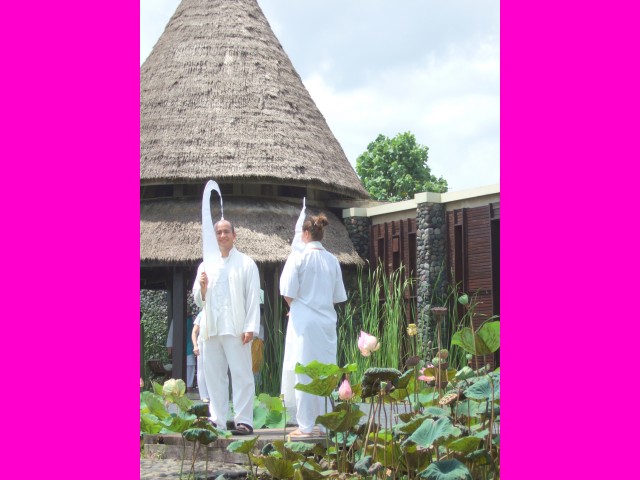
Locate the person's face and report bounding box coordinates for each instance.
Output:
[215,220,236,252]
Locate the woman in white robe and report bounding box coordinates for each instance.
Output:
[280,213,347,436]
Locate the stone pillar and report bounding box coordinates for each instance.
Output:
[344,216,371,261]
[416,202,447,348]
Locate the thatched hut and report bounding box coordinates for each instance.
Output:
[141,0,369,380]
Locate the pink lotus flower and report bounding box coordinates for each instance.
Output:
[358,331,381,357]
[140,377,144,388]
[338,379,354,401]
[418,367,435,383]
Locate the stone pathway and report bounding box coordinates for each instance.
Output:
[141,458,250,479]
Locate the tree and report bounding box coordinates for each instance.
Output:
[355,132,448,201]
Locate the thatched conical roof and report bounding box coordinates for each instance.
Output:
[141,0,368,200]
[141,198,364,266]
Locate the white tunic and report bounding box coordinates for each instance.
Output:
[192,247,261,339]
[280,241,347,405]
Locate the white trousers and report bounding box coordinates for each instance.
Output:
[295,373,329,433]
[196,343,209,400]
[186,354,196,388]
[202,335,254,427]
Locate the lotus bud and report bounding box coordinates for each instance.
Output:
[406,323,418,336]
[338,379,354,401]
[358,331,381,357]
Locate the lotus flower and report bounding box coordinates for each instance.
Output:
[358,331,380,357]
[338,379,354,401]
[418,367,435,383]
[140,377,144,388]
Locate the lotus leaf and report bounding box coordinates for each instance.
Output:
[270,440,307,462]
[163,412,196,433]
[294,360,342,378]
[405,416,461,448]
[465,449,492,466]
[253,404,269,429]
[354,455,372,475]
[295,376,340,397]
[451,321,500,355]
[141,391,171,420]
[258,393,285,412]
[187,403,210,418]
[264,456,296,479]
[140,413,162,434]
[464,374,500,401]
[447,436,482,453]
[418,459,472,479]
[227,435,259,454]
[317,409,365,432]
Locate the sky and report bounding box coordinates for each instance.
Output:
[140,0,500,193]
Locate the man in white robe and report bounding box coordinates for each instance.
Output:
[191,311,209,402]
[280,214,347,436]
[193,219,261,434]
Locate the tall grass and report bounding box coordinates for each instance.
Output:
[338,263,414,384]
[256,293,286,395]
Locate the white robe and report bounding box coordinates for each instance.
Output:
[192,247,261,427]
[280,241,347,431]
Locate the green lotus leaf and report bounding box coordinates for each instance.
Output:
[317,409,365,432]
[164,412,196,433]
[477,321,500,353]
[294,361,343,379]
[395,414,428,435]
[295,376,339,397]
[451,322,500,355]
[492,433,499,446]
[447,436,482,453]
[365,442,403,468]
[418,459,472,479]
[397,368,418,389]
[227,435,259,454]
[465,449,492,465]
[329,431,358,447]
[418,389,438,406]
[263,456,296,479]
[405,417,461,448]
[454,400,480,419]
[294,466,325,480]
[452,366,476,382]
[362,367,402,384]
[424,406,449,417]
[389,387,412,402]
[174,394,193,412]
[400,444,431,473]
[141,391,170,420]
[477,403,500,416]
[196,428,218,445]
[354,455,373,475]
[464,374,500,401]
[253,405,268,429]
[182,428,202,442]
[265,410,286,428]
[140,413,162,434]
[269,440,307,462]
[284,441,317,454]
[258,393,285,412]
[187,403,210,418]
[249,452,265,467]
[152,381,163,395]
[261,442,276,455]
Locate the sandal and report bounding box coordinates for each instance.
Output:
[231,423,254,435]
[288,428,313,438]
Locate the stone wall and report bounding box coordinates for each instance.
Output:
[344,216,371,261]
[416,202,448,346]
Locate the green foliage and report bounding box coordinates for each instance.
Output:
[419,459,473,479]
[451,321,500,356]
[355,132,448,201]
[139,379,195,435]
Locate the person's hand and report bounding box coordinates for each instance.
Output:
[193,347,199,356]
[200,271,208,299]
[242,332,254,344]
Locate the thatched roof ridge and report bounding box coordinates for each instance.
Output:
[141,0,368,200]
[140,197,364,266]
